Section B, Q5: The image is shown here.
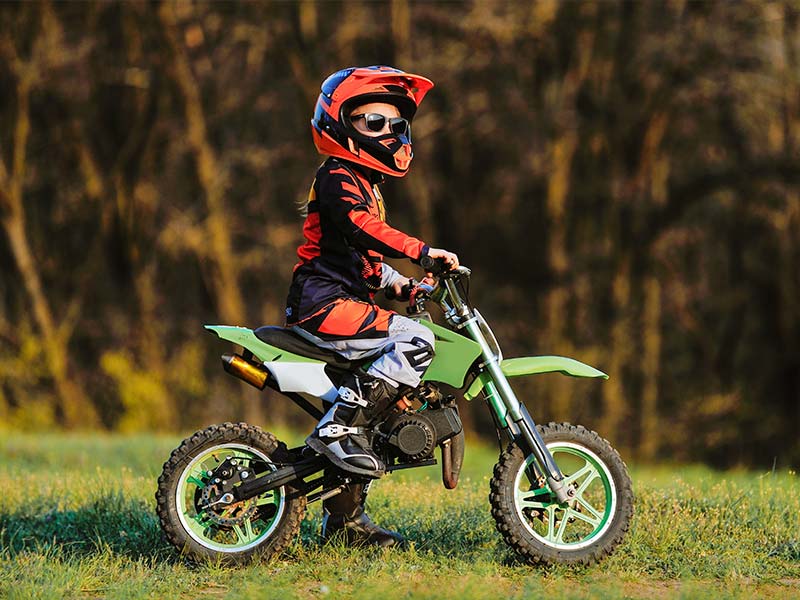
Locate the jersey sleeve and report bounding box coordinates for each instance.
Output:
[380,262,406,289]
[319,169,429,261]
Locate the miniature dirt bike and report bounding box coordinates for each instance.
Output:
[156,258,633,565]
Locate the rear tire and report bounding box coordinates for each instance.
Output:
[156,422,306,564]
[490,422,633,566]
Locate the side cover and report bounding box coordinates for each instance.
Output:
[463,356,608,401]
[418,320,482,388]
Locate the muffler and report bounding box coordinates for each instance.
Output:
[221,354,269,389]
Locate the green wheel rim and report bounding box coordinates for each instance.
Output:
[176,443,286,553]
[513,442,616,550]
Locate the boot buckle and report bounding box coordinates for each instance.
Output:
[338,386,369,407]
[318,424,364,438]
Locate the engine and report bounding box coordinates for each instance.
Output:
[381,386,463,463]
[387,414,436,461]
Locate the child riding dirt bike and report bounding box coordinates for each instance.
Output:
[287,65,457,547]
[155,67,633,567]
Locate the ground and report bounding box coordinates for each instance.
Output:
[0,430,798,599]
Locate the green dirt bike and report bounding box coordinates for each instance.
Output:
[156,258,633,565]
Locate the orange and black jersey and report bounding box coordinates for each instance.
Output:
[285,157,429,325]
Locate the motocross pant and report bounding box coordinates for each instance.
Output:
[291,298,435,388]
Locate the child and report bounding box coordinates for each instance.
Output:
[285,66,458,546]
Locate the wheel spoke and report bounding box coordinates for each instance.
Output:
[569,506,602,527]
[554,509,569,543]
[562,461,593,486]
[187,475,205,488]
[232,523,250,545]
[256,492,277,506]
[546,505,557,540]
[575,468,600,497]
[517,487,551,509]
[576,496,604,522]
[244,517,255,540]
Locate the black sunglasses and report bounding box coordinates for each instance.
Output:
[350,113,410,136]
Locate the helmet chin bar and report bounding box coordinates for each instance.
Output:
[312,125,413,177]
[394,144,412,170]
[347,129,414,176]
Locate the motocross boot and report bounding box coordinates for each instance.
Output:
[306,372,398,478]
[322,481,407,548]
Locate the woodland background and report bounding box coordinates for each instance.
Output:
[0,1,798,468]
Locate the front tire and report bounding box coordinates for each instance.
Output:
[490,422,633,566]
[156,422,306,564]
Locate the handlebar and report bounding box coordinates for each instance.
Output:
[384,258,470,307]
[420,255,445,274]
[420,255,471,278]
[385,279,435,302]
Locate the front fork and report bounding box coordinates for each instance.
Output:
[460,321,569,504]
[443,279,570,504]
[482,375,570,504]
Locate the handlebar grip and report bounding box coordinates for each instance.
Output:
[420,255,447,275]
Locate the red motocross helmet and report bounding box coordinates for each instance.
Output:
[311,66,434,177]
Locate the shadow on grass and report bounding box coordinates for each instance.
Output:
[1,493,520,565]
[0,491,175,561]
[303,503,505,560]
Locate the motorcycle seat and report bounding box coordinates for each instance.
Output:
[253,326,368,371]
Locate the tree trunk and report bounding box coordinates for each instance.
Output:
[599,257,631,446]
[159,2,246,327]
[160,3,262,423]
[0,61,98,427]
[639,275,661,460]
[544,132,578,420]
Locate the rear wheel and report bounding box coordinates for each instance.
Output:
[156,422,306,564]
[490,422,633,566]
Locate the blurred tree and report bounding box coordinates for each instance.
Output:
[0,0,797,466]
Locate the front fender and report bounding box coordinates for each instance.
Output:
[463,356,608,401]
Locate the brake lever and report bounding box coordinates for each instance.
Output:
[408,282,434,307]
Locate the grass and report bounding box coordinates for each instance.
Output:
[0,430,798,599]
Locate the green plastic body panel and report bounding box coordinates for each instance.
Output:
[204,325,321,364]
[463,356,608,401]
[418,320,482,388]
[206,321,481,388]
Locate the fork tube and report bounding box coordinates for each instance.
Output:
[485,360,569,502]
[461,316,569,503]
[443,278,569,502]
[482,380,516,433]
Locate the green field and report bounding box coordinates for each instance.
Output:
[0,430,798,599]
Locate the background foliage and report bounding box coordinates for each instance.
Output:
[1,1,798,467]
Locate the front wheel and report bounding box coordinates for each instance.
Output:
[490,422,633,566]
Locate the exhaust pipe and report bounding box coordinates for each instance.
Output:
[221,354,269,390]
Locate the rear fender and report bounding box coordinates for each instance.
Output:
[205,325,319,363]
[463,356,608,401]
[205,325,338,401]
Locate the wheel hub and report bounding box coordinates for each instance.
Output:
[199,483,258,527]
